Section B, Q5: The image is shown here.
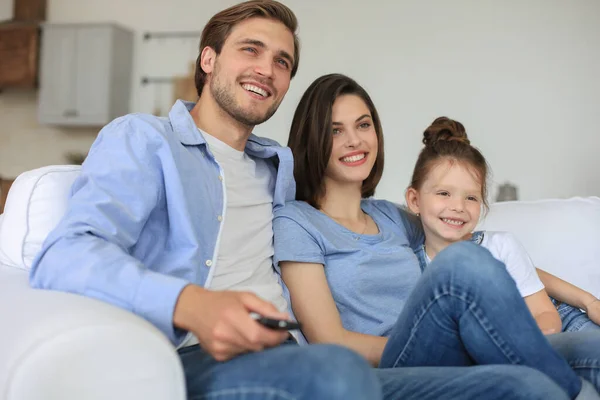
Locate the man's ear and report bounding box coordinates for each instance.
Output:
[200,46,217,75]
[405,187,420,215]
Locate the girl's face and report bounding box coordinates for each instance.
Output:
[406,159,483,246]
[324,94,378,188]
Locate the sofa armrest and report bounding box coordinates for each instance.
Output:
[0,266,186,400]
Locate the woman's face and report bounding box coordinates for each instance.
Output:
[324,94,378,188]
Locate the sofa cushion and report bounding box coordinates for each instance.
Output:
[478,196,600,298]
[0,165,81,270]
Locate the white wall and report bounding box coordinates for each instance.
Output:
[2,0,599,202]
[0,0,12,22]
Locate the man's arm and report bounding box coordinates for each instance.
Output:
[29,117,191,344]
[30,117,291,356]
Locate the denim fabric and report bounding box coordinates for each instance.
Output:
[178,343,381,399]
[374,365,570,400]
[380,242,592,398]
[552,299,600,333]
[179,341,574,400]
[416,232,600,336]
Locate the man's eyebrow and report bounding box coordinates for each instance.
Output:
[236,38,294,66]
[236,38,266,48]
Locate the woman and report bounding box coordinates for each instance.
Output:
[273,73,600,399]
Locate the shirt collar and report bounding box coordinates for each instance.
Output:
[167,99,281,150]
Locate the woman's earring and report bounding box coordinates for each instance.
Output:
[416,213,420,217]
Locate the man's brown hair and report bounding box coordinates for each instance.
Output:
[195,0,300,97]
[287,74,385,208]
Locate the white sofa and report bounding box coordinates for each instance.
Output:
[0,166,186,400]
[0,165,599,399]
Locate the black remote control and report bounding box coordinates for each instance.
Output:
[250,312,302,331]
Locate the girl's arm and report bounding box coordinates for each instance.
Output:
[495,232,562,334]
[536,268,600,323]
[280,261,387,366]
[523,289,562,335]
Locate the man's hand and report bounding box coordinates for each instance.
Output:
[173,285,290,361]
[585,299,600,326]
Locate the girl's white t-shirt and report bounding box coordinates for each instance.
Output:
[479,231,545,297]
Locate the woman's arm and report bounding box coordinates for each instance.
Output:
[280,261,387,366]
[523,289,562,334]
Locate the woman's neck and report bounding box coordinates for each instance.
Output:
[318,178,363,221]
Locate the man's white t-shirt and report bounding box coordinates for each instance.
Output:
[181,131,288,347]
[480,231,545,297]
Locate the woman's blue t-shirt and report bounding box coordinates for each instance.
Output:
[273,199,424,338]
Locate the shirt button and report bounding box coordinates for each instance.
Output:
[205,260,213,267]
[217,215,223,222]
[218,175,223,181]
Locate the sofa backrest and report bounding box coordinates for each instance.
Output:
[0,165,81,270]
[478,197,600,298]
[0,165,599,298]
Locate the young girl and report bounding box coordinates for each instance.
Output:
[274,73,600,399]
[404,116,600,335]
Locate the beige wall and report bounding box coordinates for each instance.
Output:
[1,0,599,200]
[0,90,97,178]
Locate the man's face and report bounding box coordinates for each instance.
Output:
[203,17,295,127]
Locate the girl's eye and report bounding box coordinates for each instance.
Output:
[467,196,479,202]
[332,128,341,135]
[359,122,371,129]
[437,191,450,197]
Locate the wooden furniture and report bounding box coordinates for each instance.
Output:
[13,0,46,21]
[38,23,134,126]
[0,178,14,214]
[0,0,46,89]
[0,22,40,89]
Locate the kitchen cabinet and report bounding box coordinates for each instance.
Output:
[38,23,133,126]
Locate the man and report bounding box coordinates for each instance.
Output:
[29,1,586,399]
[30,1,381,399]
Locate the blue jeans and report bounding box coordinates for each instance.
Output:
[178,342,382,399]
[380,242,600,399]
[555,300,600,332]
[179,340,571,400]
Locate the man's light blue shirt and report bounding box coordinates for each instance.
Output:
[29,100,296,345]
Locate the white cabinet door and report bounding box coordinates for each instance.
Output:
[38,26,78,124]
[73,26,112,125]
[38,24,133,127]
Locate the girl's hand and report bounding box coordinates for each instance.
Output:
[585,299,600,326]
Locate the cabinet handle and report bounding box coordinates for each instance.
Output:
[63,110,79,118]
